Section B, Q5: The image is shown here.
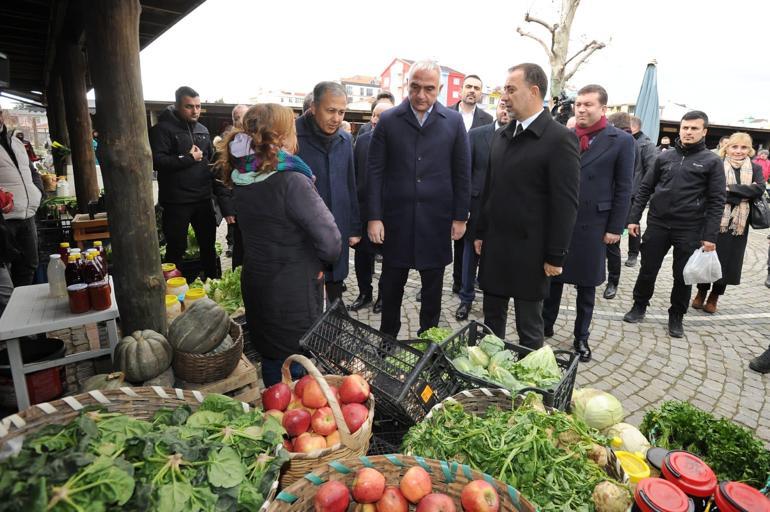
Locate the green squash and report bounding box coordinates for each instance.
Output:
[168,298,230,354]
[82,372,127,392]
[114,330,173,383]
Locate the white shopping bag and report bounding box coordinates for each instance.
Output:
[683,248,722,285]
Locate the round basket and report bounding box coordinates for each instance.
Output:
[172,319,243,383]
[279,355,374,489]
[0,386,279,511]
[269,453,538,511]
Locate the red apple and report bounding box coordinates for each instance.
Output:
[302,379,329,409]
[265,409,284,423]
[339,374,370,404]
[325,430,341,448]
[330,385,341,402]
[314,480,350,512]
[460,480,499,512]
[282,408,311,436]
[294,375,314,399]
[399,466,432,504]
[352,467,387,503]
[293,432,327,453]
[376,486,408,512]
[311,407,338,436]
[342,403,369,433]
[283,439,293,451]
[416,493,456,512]
[261,382,292,411]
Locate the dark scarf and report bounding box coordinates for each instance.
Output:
[574,115,607,152]
[305,113,338,151]
[674,137,707,155]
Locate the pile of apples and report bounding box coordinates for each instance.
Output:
[314,466,501,512]
[261,373,371,453]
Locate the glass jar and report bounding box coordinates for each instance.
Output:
[166,276,189,298]
[165,294,182,323]
[67,284,90,314]
[88,281,112,311]
[183,287,206,309]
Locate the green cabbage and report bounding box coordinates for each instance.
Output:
[466,346,490,368]
[571,388,625,430]
[452,356,474,374]
[479,334,505,357]
[511,345,561,385]
[488,366,523,392]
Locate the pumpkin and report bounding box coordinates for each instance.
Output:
[114,329,173,383]
[206,334,234,355]
[83,372,127,392]
[143,366,175,387]
[168,298,230,354]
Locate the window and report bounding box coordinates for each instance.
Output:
[346,85,353,95]
[452,91,459,99]
[359,87,365,96]
[366,88,373,96]
[383,77,390,87]
[453,78,460,85]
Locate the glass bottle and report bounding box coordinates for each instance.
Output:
[47,254,67,298]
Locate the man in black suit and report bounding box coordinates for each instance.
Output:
[456,99,509,320]
[475,63,580,348]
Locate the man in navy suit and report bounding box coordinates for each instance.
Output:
[367,60,471,338]
[456,99,509,320]
[542,84,634,362]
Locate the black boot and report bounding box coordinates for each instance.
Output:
[765,272,770,289]
[372,295,382,313]
[574,338,592,363]
[749,347,770,374]
[603,282,617,299]
[455,302,471,320]
[668,312,684,338]
[624,253,638,267]
[623,303,646,323]
[348,293,372,311]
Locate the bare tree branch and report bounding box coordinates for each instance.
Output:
[524,12,557,35]
[516,27,553,58]
[563,40,605,68]
[563,41,606,82]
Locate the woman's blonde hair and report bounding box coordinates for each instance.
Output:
[719,132,755,159]
[215,103,298,186]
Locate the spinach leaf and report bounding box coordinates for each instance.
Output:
[208,446,246,488]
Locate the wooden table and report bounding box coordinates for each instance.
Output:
[71,212,109,249]
[0,281,120,411]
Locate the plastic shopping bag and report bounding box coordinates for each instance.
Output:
[683,248,722,285]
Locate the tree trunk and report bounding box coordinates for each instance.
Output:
[46,74,71,177]
[61,42,99,211]
[84,0,166,335]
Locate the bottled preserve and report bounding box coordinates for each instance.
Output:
[65,254,82,286]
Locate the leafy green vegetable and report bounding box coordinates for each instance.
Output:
[478,334,505,357]
[466,346,490,368]
[510,345,561,388]
[203,267,243,314]
[640,401,770,488]
[418,327,452,343]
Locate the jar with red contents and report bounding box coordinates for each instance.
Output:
[67,284,90,314]
[88,280,112,311]
[633,478,695,512]
[661,451,717,512]
[713,481,770,512]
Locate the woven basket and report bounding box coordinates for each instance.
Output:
[269,453,537,511]
[279,355,374,488]
[0,386,278,511]
[172,319,243,383]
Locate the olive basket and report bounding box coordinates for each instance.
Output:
[0,386,281,512]
[278,355,374,489]
[172,319,243,383]
[268,453,537,511]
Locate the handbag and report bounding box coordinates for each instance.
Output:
[750,194,770,230]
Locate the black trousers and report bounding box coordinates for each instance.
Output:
[5,217,38,287]
[632,223,701,315]
[452,238,464,286]
[162,200,218,280]
[325,280,344,308]
[482,292,544,349]
[606,242,621,286]
[231,221,244,269]
[696,282,727,296]
[542,281,596,342]
[628,231,641,255]
[380,265,443,338]
[353,242,381,297]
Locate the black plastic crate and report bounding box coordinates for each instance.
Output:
[299,300,460,425]
[36,218,73,263]
[437,321,578,411]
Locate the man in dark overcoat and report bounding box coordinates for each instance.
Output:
[475,63,580,349]
[542,84,634,362]
[367,60,471,338]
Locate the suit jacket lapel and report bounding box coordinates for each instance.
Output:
[580,127,615,167]
[395,99,422,131]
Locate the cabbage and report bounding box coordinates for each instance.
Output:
[452,356,474,374]
[604,423,650,455]
[488,366,523,392]
[514,345,561,383]
[571,388,625,430]
[479,334,505,357]
[487,350,515,376]
[466,346,490,369]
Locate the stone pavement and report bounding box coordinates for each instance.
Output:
[218,223,770,443]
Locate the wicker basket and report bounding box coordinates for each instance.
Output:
[0,386,279,511]
[279,355,374,488]
[172,319,243,383]
[269,453,537,511]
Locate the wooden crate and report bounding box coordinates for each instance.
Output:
[177,354,263,404]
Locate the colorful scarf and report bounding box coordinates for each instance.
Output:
[574,115,608,153]
[720,157,753,236]
[229,132,313,186]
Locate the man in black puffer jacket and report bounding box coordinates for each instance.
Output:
[149,86,233,280]
[623,110,725,338]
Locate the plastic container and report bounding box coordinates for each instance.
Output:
[47,254,67,298]
[646,447,669,472]
[88,281,112,311]
[183,287,206,308]
[0,337,66,408]
[82,253,103,284]
[713,481,770,511]
[65,254,82,286]
[633,478,695,512]
[166,276,188,298]
[615,450,651,483]
[56,177,70,197]
[57,242,70,261]
[162,263,183,281]
[165,294,182,323]
[67,283,90,314]
[661,451,717,512]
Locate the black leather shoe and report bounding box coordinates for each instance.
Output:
[544,325,554,338]
[416,289,422,302]
[574,339,592,362]
[624,254,638,267]
[749,347,770,373]
[623,304,646,323]
[668,312,684,338]
[455,302,471,320]
[603,282,617,299]
[348,293,372,312]
[765,272,770,289]
[452,281,461,294]
[372,295,382,313]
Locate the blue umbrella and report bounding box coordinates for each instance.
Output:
[635,60,660,145]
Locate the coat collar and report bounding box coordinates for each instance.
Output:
[501,108,551,140]
[296,113,346,152]
[395,98,447,131]
[579,124,618,167]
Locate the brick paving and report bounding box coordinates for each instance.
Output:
[218,222,770,443]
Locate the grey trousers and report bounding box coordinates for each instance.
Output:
[0,265,13,318]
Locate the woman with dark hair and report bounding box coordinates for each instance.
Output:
[691,132,765,314]
[217,104,341,386]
